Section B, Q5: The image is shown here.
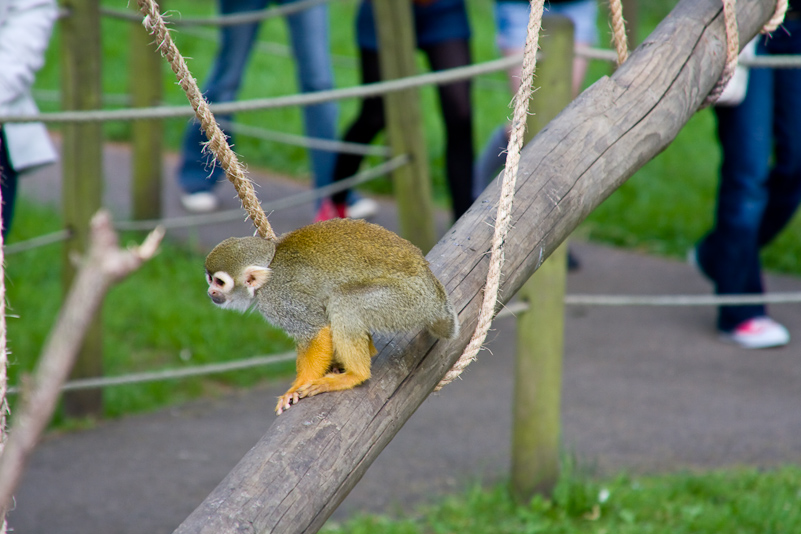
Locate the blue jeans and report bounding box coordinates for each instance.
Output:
[178,0,338,197]
[494,0,598,50]
[697,20,801,331]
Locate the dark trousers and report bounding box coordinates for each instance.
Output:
[0,129,19,238]
[697,20,801,331]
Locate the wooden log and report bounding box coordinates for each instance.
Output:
[511,14,573,502]
[173,1,777,532]
[60,0,104,418]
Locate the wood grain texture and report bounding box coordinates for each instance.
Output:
[173,1,777,532]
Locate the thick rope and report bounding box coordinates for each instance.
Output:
[704,0,740,106]
[762,0,789,34]
[704,0,788,107]
[134,0,276,240]
[607,0,629,65]
[436,0,545,391]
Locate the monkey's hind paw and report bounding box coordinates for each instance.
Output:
[275,391,300,415]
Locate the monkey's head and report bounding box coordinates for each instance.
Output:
[204,236,277,312]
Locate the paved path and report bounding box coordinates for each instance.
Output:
[8,144,801,533]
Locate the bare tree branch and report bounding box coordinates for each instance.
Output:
[0,211,164,513]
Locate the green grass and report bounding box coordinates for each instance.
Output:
[322,466,801,534]
[4,198,295,423]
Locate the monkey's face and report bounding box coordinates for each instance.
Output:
[205,265,271,313]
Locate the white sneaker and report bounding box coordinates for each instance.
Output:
[181,192,219,213]
[720,317,790,349]
[346,197,379,219]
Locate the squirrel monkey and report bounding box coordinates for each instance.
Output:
[204,218,459,414]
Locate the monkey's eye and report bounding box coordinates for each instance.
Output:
[205,272,213,285]
[208,271,234,290]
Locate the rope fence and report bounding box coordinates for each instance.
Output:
[7,287,801,396]
[5,352,297,395]
[0,55,525,124]
[217,119,392,158]
[114,154,409,231]
[101,0,332,27]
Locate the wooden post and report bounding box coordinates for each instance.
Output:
[131,9,164,220]
[623,0,639,49]
[510,14,574,502]
[371,0,437,252]
[171,1,774,531]
[60,0,104,417]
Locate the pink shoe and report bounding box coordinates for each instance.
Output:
[720,317,790,349]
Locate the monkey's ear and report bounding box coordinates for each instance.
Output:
[242,265,271,289]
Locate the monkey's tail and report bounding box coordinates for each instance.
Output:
[427,300,460,340]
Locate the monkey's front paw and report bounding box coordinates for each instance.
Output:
[275,390,300,415]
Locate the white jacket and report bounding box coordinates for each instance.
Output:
[0,0,58,172]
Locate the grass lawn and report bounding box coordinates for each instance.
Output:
[322,466,801,534]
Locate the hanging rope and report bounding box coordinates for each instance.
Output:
[436,0,545,391]
[704,0,788,106]
[762,0,789,34]
[703,0,740,106]
[135,0,276,241]
[607,0,629,65]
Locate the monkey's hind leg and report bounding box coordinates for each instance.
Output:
[276,326,334,415]
[294,330,373,401]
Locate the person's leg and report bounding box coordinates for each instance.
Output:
[473,0,529,199]
[329,48,385,208]
[423,39,475,219]
[758,20,801,247]
[476,0,598,200]
[698,64,773,331]
[178,0,266,196]
[0,130,18,237]
[284,0,340,204]
[473,125,508,200]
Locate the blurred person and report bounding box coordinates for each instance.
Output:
[318,0,474,222]
[177,0,377,219]
[693,2,801,349]
[473,0,598,270]
[473,0,598,200]
[0,0,58,237]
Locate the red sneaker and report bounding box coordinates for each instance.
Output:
[314,199,347,222]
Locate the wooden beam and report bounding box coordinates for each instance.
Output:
[131,11,164,221]
[60,0,104,418]
[511,14,574,502]
[172,1,776,532]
